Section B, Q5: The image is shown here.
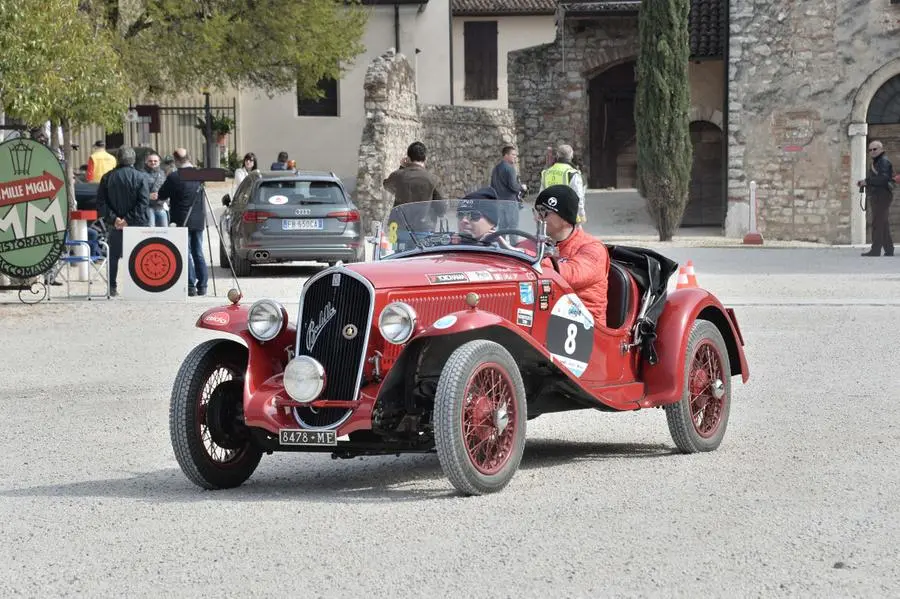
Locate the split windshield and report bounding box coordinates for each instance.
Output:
[380,199,541,262]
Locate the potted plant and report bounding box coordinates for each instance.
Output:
[195,112,235,145]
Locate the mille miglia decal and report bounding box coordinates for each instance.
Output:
[305,301,337,352]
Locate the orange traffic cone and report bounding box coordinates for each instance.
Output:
[675,266,690,290]
[685,260,698,287]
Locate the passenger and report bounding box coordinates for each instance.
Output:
[457,188,500,242]
[533,185,609,326]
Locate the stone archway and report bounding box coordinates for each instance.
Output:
[865,74,900,243]
[848,58,900,244]
[588,60,636,188]
[682,120,724,227]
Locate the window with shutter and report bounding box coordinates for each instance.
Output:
[463,21,498,101]
[297,77,339,117]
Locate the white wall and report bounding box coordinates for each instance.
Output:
[237,0,451,195]
[452,15,556,109]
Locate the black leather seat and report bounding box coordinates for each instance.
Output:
[606,262,631,329]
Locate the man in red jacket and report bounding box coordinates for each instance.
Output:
[534,185,609,326]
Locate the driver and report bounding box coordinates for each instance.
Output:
[534,185,609,326]
[456,188,501,241]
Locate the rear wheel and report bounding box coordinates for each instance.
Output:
[218,240,229,268]
[169,339,262,489]
[231,243,251,277]
[434,340,527,495]
[665,320,732,453]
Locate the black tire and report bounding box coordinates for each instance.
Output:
[169,339,262,489]
[665,319,732,453]
[434,340,527,495]
[218,239,229,268]
[231,244,252,277]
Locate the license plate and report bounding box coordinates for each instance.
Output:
[282,219,323,231]
[279,429,337,446]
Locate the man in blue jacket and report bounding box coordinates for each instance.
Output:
[490,145,527,233]
[159,148,207,295]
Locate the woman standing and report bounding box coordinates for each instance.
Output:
[232,152,257,193]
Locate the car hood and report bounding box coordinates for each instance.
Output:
[346,252,538,289]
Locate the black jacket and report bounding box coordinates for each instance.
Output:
[97,165,150,227]
[865,154,895,191]
[159,167,205,230]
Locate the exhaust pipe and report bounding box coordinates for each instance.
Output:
[253,250,269,261]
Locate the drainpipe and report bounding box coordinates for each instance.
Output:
[448,0,454,104]
[394,3,401,53]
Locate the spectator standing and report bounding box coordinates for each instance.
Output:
[270,151,289,170]
[86,140,117,183]
[159,148,208,296]
[540,144,586,225]
[96,147,150,296]
[232,152,257,193]
[859,140,895,257]
[142,152,168,227]
[490,145,527,232]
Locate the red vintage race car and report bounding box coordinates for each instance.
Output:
[170,198,749,495]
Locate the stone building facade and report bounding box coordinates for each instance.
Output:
[355,50,516,226]
[508,1,728,228]
[728,0,900,243]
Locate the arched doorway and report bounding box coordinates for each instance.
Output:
[682,120,724,227]
[588,61,636,188]
[865,74,900,243]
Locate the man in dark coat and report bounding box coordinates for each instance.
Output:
[858,140,895,257]
[96,146,150,296]
[490,145,527,233]
[158,148,207,295]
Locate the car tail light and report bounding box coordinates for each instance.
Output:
[327,210,360,223]
[243,210,275,223]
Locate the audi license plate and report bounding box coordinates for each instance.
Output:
[279,429,337,446]
[283,219,323,231]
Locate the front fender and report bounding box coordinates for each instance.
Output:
[196,304,296,400]
[641,288,750,407]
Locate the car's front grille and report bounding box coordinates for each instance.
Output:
[293,268,373,429]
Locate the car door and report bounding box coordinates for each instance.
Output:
[244,180,356,244]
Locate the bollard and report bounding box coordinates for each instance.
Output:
[743,180,764,245]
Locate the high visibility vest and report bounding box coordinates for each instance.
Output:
[87,150,117,182]
[540,162,579,189]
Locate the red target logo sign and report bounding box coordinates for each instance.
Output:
[128,237,183,293]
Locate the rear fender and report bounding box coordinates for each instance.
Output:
[196,305,296,400]
[641,288,750,407]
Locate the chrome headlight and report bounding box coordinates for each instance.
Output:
[378,302,417,344]
[247,299,286,341]
[283,356,326,403]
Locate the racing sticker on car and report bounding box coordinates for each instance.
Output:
[267,194,289,205]
[427,272,468,284]
[127,236,183,293]
[433,314,458,329]
[516,308,533,328]
[538,279,552,311]
[545,293,594,377]
[519,282,534,305]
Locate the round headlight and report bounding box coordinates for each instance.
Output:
[283,356,326,403]
[247,299,285,341]
[378,302,417,344]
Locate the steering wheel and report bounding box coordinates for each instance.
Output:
[481,229,538,244]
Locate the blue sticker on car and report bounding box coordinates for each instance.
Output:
[519,282,534,305]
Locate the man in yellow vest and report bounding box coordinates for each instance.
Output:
[540,144,586,224]
[86,140,117,183]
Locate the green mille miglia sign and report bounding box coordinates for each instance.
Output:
[0,138,69,278]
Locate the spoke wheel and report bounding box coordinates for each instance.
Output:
[170,339,262,489]
[665,320,732,453]
[434,340,527,496]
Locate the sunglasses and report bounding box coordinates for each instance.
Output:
[533,206,551,218]
[869,148,880,152]
[457,210,484,221]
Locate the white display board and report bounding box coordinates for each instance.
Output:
[121,227,189,300]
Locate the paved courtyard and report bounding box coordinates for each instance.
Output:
[1,234,899,595]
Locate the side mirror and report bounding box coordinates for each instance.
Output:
[221,194,231,207]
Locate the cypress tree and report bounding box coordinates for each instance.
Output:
[635,0,693,241]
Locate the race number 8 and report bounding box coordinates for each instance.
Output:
[564,323,577,354]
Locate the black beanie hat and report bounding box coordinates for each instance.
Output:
[535,184,579,226]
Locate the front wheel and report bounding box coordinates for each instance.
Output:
[665,319,732,453]
[434,340,527,495]
[169,339,262,489]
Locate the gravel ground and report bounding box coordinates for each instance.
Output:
[1,247,899,597]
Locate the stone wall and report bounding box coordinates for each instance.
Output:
[727,0,900,242]
[508,18,641,191]
[355,50,516,226]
